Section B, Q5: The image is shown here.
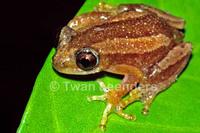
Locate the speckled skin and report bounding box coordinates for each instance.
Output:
[53,2,193,131]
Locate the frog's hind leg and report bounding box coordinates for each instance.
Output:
[120,41,193,115]
[143,41,193,114]
[141,5,185,29]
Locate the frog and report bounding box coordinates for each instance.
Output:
[52,2,193,131]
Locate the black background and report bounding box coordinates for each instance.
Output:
[0,0,85,132]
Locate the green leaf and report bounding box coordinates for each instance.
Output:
[17,0,200,132]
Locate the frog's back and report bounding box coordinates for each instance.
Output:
[71,12,175,49]
[58,4,184,71]
[67,12,177,68]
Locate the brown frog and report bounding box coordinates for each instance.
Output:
[53,2,193,131]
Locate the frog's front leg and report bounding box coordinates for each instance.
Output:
[88,65,143,131]
[88,75,139,131]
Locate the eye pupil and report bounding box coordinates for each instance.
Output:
[80,58,90,68]
[76,48,99,71]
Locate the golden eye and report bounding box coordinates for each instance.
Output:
[75,47,99,71]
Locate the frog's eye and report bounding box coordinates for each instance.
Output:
[75,47,99,71]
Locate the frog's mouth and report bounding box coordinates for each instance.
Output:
[53,55,101,75]
[53,65,101,75]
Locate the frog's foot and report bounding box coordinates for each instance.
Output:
[94,2,117,12]
[87,90,137,131]
[119,87,158,115]
[87,79,138,131]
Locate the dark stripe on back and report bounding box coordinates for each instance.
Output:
[71,13,174,48]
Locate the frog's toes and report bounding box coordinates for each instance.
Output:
[87,79,110,102]
[141,106,150,115]
[87,93,107,102]
[96,78,110,92]
[98,103,114,131]
[141,91,158,115]
[94,2,116,13]
[116,105,136,121]
[87,90,138,131]
[95,100,136,131]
